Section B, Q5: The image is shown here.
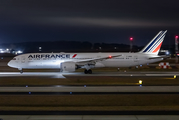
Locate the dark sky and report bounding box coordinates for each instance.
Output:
[0,0,179,46]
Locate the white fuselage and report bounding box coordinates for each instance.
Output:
[7,30,167,73]
[8,52,163,70]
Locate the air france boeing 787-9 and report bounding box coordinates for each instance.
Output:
[8,30,167,74]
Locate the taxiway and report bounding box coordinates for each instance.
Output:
[0,86,179,92]
[0,71,179,78]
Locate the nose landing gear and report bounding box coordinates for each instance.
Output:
[20,70,23,74]
[18,68,23,74]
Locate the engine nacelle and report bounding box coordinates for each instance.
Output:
[60,62,76,72]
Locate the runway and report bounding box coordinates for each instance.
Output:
[0,71,179,78]
[0,72,66,78]
[0,86,179,92]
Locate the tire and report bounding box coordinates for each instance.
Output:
[20,70,23,74]
[84,69,88,74]
[88,69,92,74]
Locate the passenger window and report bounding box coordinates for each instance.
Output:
[13,58,16,60]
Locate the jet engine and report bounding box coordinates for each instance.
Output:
[60,62,76,72]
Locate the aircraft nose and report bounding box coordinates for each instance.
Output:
[7,60,13,67]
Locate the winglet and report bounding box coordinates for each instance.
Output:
[139,30,167,55]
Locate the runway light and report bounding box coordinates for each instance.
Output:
[70,92,72,94]
[174,75,176,79]
[139,80,143,84]
[29,92,31,94]
[109,55,112,58]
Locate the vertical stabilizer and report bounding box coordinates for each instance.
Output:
[139,30,167,55]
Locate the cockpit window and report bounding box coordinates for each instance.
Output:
[13,58,16,60]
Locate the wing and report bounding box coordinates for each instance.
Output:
[75,54,122,64]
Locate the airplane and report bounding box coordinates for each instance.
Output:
[8,30,167,74]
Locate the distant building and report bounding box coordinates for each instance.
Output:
[0,48,23,55]
[0,48,10,53]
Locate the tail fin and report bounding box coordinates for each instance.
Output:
[139,30,167,55]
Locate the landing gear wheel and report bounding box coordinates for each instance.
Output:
[84,69,92,74]
[88,69,92,74]
[84,69,88,74]
[20,70,23,74]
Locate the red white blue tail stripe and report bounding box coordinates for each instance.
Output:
[139,30,167,55]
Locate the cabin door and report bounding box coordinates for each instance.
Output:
[133,56,138,64]
[21,56,25,63]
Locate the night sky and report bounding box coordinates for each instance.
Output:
[0,0,179,46]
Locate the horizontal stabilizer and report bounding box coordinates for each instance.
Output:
[149,55,169,59]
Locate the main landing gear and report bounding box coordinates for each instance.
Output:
[84,69,92,74]
[83,64,94,74]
